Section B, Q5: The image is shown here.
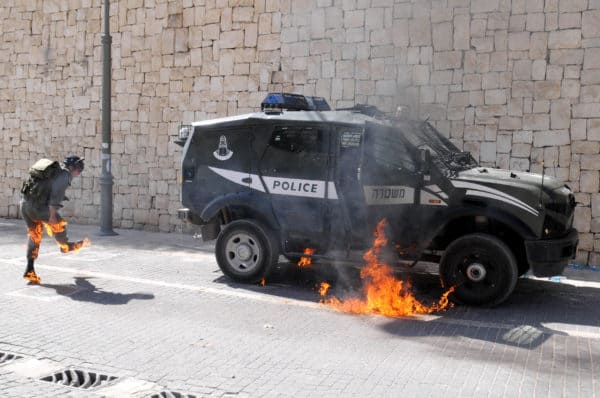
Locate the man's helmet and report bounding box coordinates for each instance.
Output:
[63,155,84,171]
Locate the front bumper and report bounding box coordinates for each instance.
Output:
[524,228,578,277]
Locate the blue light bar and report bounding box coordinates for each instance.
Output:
[261,93,331,111]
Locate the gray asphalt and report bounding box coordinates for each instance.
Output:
[0,218,599,397]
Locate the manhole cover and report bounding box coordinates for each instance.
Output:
[0,352,22,365]
[148,392,197,398]
[40,368,118,389]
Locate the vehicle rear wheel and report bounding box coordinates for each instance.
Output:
[215,220,279,283]
[440,233,518,307]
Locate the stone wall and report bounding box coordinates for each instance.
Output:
[1,0,599,264]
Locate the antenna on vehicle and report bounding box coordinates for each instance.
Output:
[539,161,545,206]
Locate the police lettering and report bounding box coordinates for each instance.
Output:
[272,180,318,193]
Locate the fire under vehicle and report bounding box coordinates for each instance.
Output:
[175,93,578,306]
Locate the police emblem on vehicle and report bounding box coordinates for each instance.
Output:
[213,135,233,161]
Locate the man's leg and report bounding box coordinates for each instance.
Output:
[21,203,43,284]
[48,215,85,253]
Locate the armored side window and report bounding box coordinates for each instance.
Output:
[269,127,326,154]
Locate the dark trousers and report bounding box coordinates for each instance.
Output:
[20,200,70,260]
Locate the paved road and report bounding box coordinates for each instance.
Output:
[0,218,599,397]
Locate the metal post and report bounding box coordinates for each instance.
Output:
[99,0,117,236]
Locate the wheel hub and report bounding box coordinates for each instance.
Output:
[237,244,253,261]
[466,262,486,282]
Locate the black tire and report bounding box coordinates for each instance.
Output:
[215,220,279,283]
[440,233,518,307]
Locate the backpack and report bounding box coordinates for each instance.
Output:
[20,159,62,203]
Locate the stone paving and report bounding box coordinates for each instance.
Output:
[0,217,599,397]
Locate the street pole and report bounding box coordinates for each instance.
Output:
[99,0,117,236]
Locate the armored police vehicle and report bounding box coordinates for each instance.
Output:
[175,93,578,306]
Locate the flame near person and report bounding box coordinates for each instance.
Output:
[44,219,90,253]
[319,219,454,317]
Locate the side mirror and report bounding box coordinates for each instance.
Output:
[419,148,431,174]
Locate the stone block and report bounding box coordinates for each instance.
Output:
[471,0,500,13]
[560,0,587,12]
[560,13,582,29]
[480,141,497,162]
[584,48,600,69]
[534,81,561,99]
[512,60,531,80]
[529,32,548,59]
[433,22,453,51]
[582,154,600,170]
[526,13,545,32]
[533,129,570,147]
[508,32,530,50]
[409,18,431,46]
[592,193,600,218]
[574,103,600,118]
[220,30,244,49]
[524,114,550,130]
[497,134,512,152]
[433,51,462,70]
[499,116,522,130]
[550,49,584,64]
[512,143,531,157]
[257,34,281,50]
[464,125,485,141]
[571,119,587,140]
[514,129,533,143]
[550,99,571,129]
[580,171,600,193]
[562,79,580,98]
[454,14,470,50]
[573,141,600,154]
[548,29,582,49]
[485,89,507,105]
[448,92,470,107]
[588,119,600,141]
[531,59,546,80]
[511,81,534,97]
[344,10,364,29]
[583,11,600,38]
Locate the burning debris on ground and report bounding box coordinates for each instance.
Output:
[318,220,455,318]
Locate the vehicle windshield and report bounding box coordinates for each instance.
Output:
[396,120,478,174]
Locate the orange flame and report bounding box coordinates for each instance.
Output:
[318,282,331,296]
[44,219,91,253]
[297,248,315,268]
[319,219,455,317]
[260,278,266,286]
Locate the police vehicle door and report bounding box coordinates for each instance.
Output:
[361,122,421,258]
[259,125,331,249]
[334,126,369,246]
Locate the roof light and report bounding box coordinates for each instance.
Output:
[260,93,331,112]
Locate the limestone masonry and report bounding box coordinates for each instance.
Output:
[1,0,600,264]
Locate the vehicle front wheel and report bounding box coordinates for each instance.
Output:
[215,220,279,283]
[440,233,518,307]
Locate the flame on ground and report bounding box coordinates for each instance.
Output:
[260,278,266,286]
[297,247,315,268]
[319,219,455,317]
